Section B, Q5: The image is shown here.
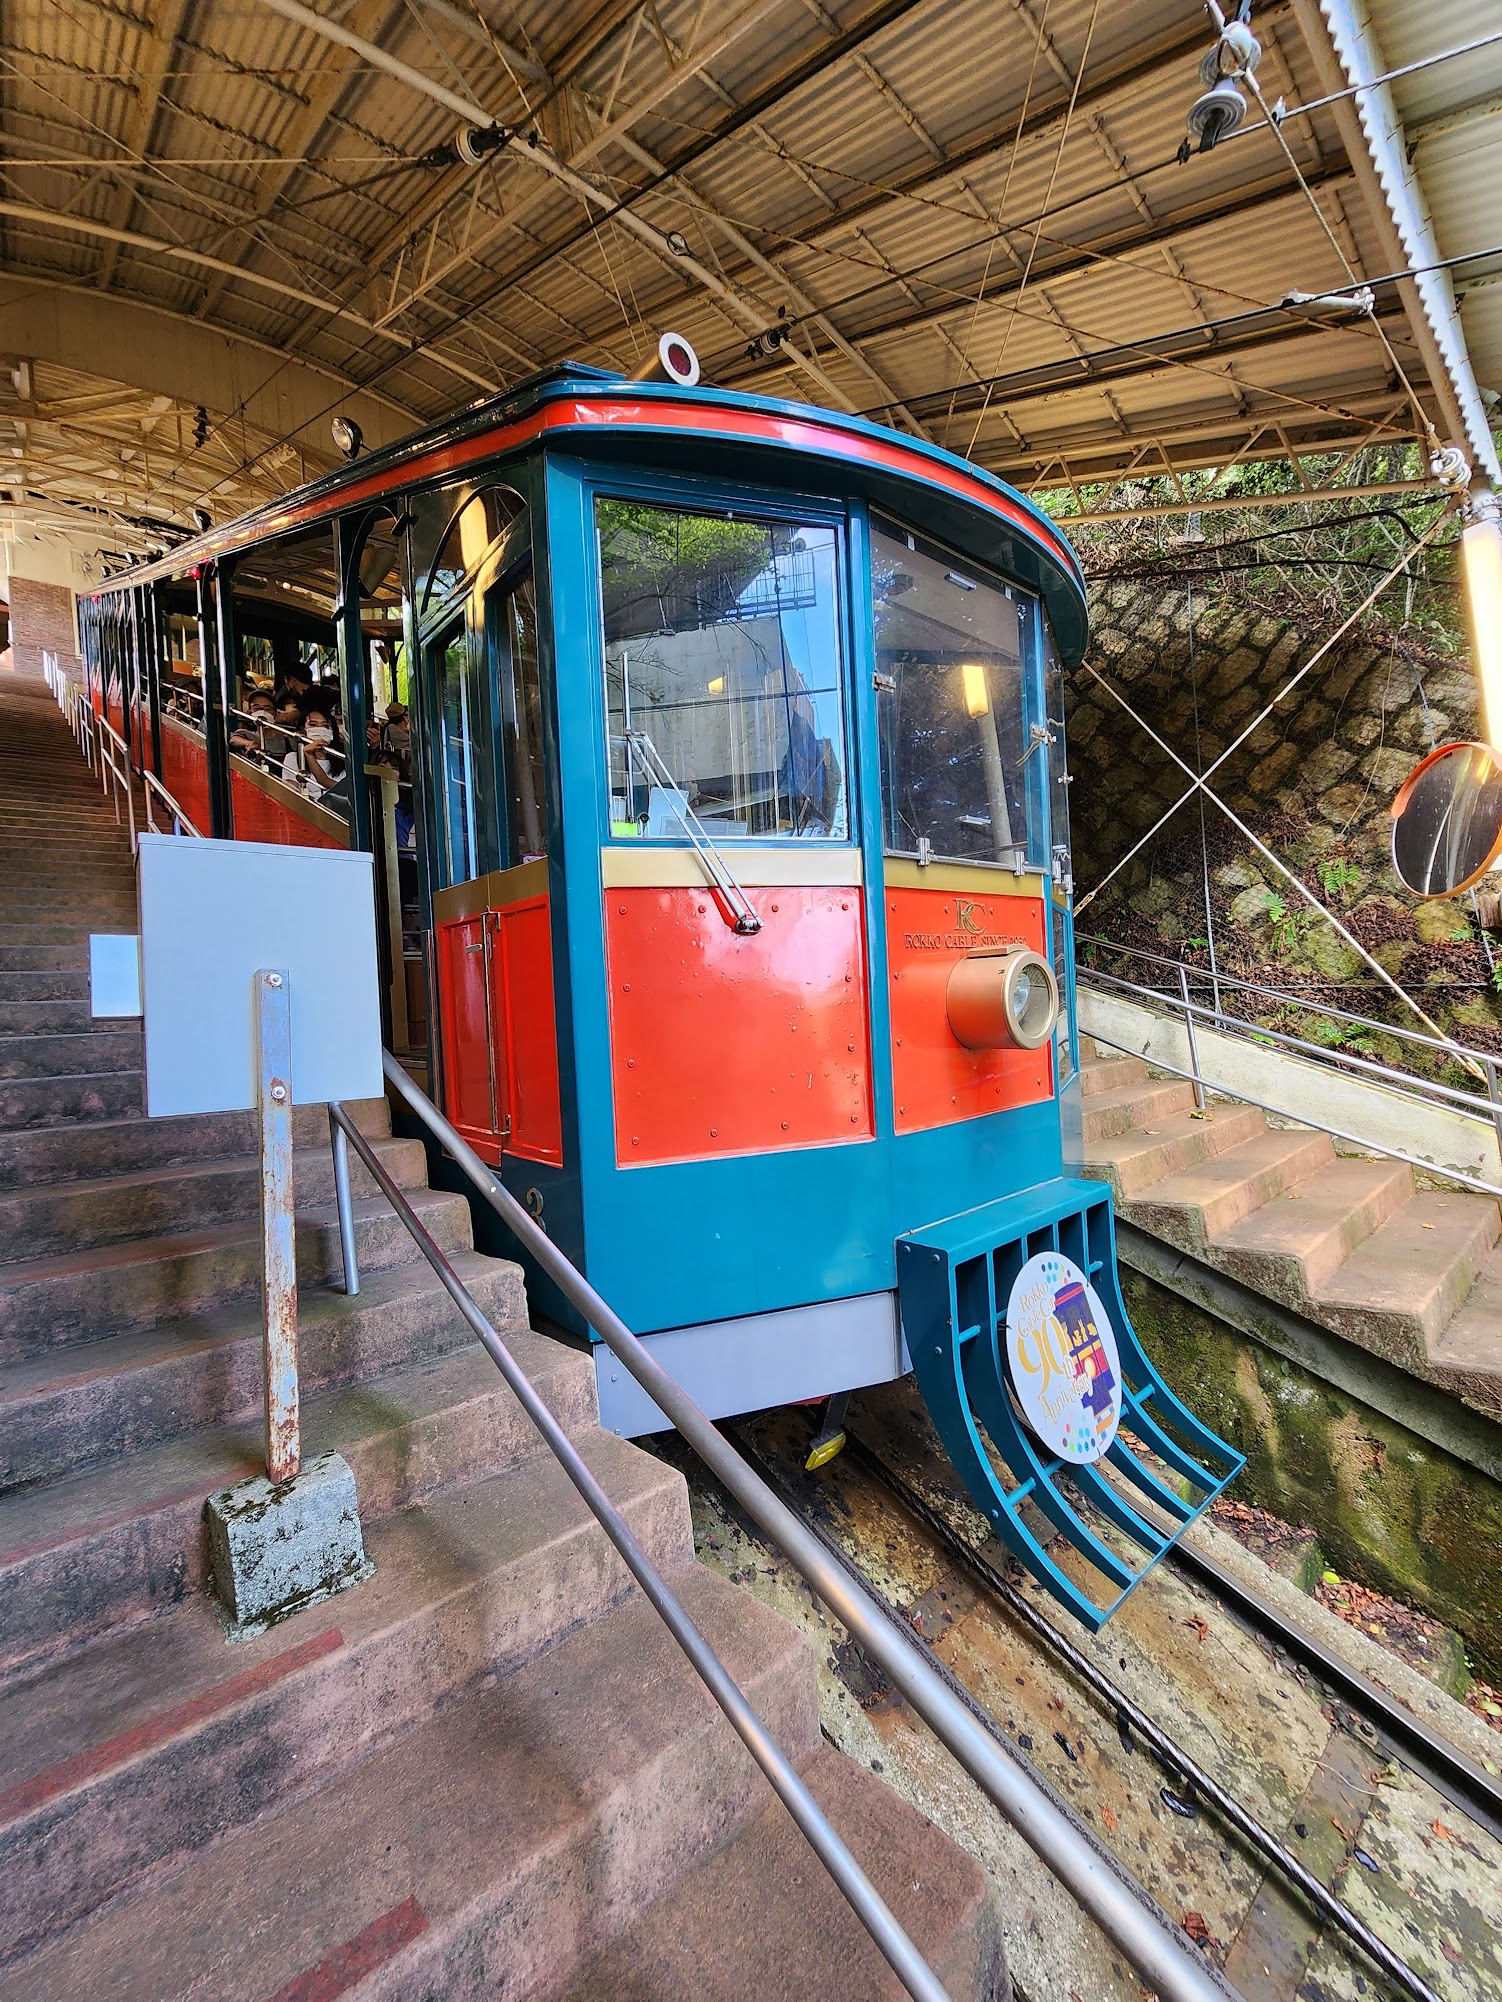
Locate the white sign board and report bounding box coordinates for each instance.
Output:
[1004,1250,1123,1465]
[137,834,384,1117]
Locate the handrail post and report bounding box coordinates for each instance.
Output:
[1179,964,1205,1110]
[1486,1058,1502,1175]
[329,1108,361,1297]
[256,969,300,1484]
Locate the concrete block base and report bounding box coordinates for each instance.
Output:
[206,1452,373,1637]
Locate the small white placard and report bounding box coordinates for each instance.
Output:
[90,933,144,1018]
[137,834,383,1117]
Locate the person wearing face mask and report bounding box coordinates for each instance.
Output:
[296,704,342,796]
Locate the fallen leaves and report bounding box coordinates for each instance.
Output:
[1184,1614,1209,1644]
[1102,1803,1118,1834]
[1182,1911,1220,1954]
[1430,1819,1458,1843]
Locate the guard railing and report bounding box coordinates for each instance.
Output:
[326,1053,1233,2002]
[44,655,202,841]
[1078,936,1502,1199]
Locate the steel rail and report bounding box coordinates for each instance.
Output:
[327,1103,951,2002]
[1168,1537,1502,1850]
[1086,1027,1502,1200]
[376,1052,1236,2002]
[844,1434,1448,2002]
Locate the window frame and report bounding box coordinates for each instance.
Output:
[417,497,536,888]
[869,508,1047,874]
[588,476,859,850]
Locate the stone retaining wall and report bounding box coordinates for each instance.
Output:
[1066,577,1502,1061]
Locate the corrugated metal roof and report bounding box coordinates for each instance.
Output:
[0,0,1496,550]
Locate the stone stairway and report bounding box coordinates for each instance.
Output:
[1081,1038,1502,1422]
[0,677,1002,2001]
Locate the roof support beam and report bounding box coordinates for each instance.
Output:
[252,0,853,405]
[194,0,408,322]
[887,298,1414,423]
[93,0,194,291]
[718,166,1357,382]
[0,272,419,450]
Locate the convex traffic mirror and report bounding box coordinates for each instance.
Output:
[1391,740,1502,898]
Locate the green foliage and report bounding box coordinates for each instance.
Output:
[1316,857,1363,907]
[595,499,775,637]
[1262,891,1307,957]
[1037,444,1465,657]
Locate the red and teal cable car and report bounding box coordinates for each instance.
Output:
[80,349,1240,1628]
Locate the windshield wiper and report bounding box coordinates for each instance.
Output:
[617,728,763,935]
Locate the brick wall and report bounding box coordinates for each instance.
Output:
[5,576,78,678]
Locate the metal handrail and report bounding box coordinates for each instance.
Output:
[351,1052,1232,2002]
[1080,932,1502,1135]
[327,1101,952,2002]
[1088,1026,1502,1200]
[92,708,138,851]
[1080,932,1489,1066]
[142,768,202,838]
[1084,962,1502,1132]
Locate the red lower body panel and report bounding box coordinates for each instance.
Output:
[886,887,1052,1133]
[605,886,873,1166]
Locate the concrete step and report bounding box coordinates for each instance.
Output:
[0,1132,429,1259]
[0,1432,692,1961]
[1211,1156,1415,1304]
[0,922,119,946]
[1120,1126,1336,1255]
[1086,1100,1267,1200]
[551,1743,1003,2002]
[0,944,90,974]
[0,1027,142,1081]
[0,1183,476,1360]
[1427,1243,1502,1423]
[0,1068,143,1130]
[0,971,89,1003]
[0,998,97,1034]
[4,1566,817,2002]
[0,1337,596,1680]
[1081,1076,1197,1143]
[0,1093,391,1190]
[1077,1051,1148,1097]
[0,1244,525,1491]
[1310,1190,1501,1365]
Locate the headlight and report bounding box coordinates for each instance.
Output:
[946,945,1060,1052]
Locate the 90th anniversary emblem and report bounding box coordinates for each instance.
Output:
[1004,1251,1122,1464]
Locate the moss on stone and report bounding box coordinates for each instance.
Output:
[1121,1269,1502,1679]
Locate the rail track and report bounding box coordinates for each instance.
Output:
[717,1423,1502,2002]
